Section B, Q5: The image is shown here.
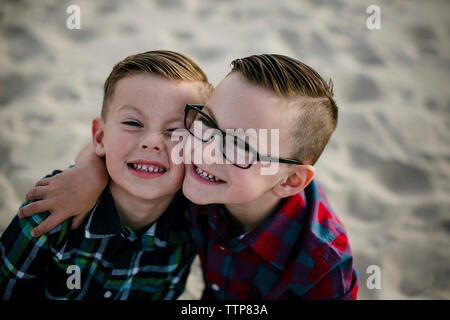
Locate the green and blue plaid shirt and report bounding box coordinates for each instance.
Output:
[0,170,196,300]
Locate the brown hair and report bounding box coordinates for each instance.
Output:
[102,50,213,119]
[230,54,337,165]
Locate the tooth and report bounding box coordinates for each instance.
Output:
[138,164,142,170]
[208,174,213,179]
[149,166,155,172]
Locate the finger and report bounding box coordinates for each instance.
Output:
[30,214,61,237]
[71,215,85,230]
[35,178,50,187]
[17,200,50,218]
[25,185,50,201]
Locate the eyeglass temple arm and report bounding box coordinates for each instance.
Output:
[257,154,303,165]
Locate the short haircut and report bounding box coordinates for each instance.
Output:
[102,50,213,119]
[230,54,338,165]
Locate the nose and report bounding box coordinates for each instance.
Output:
[139,132,164,153]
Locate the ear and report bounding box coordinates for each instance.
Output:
[272,165,315,198]
[92,118,106,157]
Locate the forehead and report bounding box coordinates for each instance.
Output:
[207,72,292,132]
[109,73,203,118]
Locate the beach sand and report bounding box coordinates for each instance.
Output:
[0,0,449,300]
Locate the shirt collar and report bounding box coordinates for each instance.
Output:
[84,187,124,239]
[208,189,310,271]
[84,188,191,245]
[247,191,309,270]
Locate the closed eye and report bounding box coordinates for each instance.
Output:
[122,120,143,128]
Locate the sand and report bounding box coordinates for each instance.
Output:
[0,0,449,300]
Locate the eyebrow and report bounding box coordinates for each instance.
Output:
[117,104,184,124]
[117,104,145,117]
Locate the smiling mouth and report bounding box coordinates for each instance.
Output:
[194,165,225,183]
[127,162,167,173]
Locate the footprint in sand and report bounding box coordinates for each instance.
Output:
[347,191,388,222]
[96,0,121,15]
[4,25,46,62]
[348,144,433,195]
[394,243,447,298]
[155,0,183,9]
[344,74,381,102]
[412,202,450,234]
[51,86,80,102]
[409,24,439,58]
[351,39,384,65]
[189,47,224,62]
[375,159,433,195]
[65,27,97,42]
[310,32,333,60]
[0,73,32,106]
[173,31,194,41]
[0,139,11,173]
[278,28,306,58]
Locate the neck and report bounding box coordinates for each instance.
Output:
[109,182,175,234]
[224,192,284,235]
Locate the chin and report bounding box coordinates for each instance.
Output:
[182,186,211,205]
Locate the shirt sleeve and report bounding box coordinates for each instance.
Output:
[0,210,53,299]
[305,254,359,300]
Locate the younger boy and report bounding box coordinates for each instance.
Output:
[0,50,213,299]
[19,54,359,299]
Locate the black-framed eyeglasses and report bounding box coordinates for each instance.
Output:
[184,104,303,169]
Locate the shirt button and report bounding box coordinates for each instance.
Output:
[218,245,226,251]
[104,290,112,298]
[211,284,220,291]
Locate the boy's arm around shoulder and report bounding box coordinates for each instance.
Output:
[0,205,71,299]
[17,143,108,237]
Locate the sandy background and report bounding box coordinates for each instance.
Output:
[0,0,449,300]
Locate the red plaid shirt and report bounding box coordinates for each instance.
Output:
[189,180,359,299]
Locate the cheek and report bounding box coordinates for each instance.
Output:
[103,131,136,169]
[105,130,136,153]
[170,163,185,182]
[226,168,266,201]
[226,164,285,202]
[165,142,186,181]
